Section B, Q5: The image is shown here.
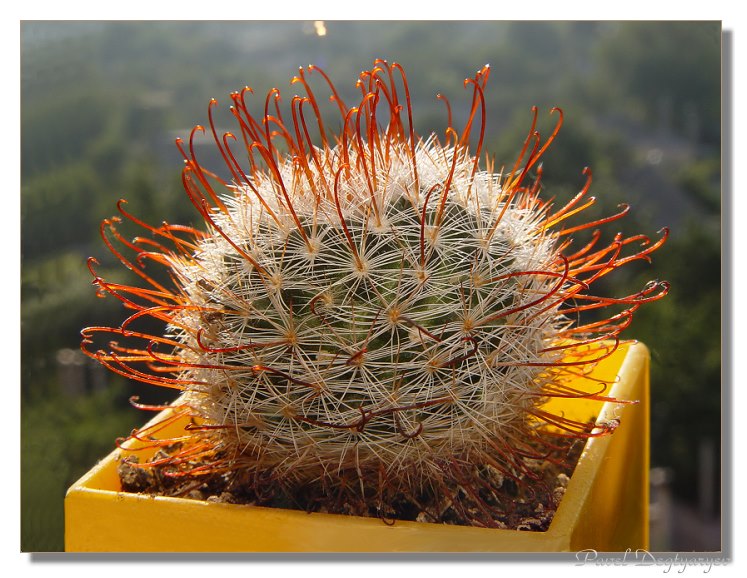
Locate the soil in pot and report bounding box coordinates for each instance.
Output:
[117,428,590,532]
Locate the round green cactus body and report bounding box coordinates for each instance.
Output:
[84,61,668,520]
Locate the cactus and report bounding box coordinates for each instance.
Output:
[82,60,668,526]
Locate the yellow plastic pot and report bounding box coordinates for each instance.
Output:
[65,341,650,552]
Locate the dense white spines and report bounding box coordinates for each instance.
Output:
[167,139,563,487]
[83,62,668,516]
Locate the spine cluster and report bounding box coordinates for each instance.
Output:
[83,60,667,520]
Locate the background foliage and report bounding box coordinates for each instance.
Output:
[20,21,721,551]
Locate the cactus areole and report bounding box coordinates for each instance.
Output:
[82,61,668,527]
